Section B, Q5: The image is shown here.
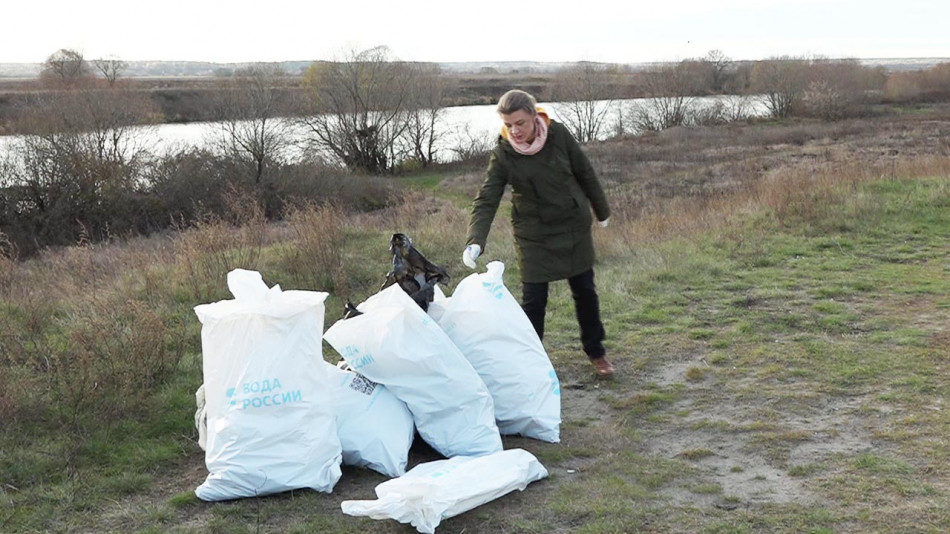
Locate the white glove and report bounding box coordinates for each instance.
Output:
[462,244,481,269]
[598,217,610,228]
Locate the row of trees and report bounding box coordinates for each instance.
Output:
[40,48,128,87]
[749,56,885,120]
[884,63,950,102]
[24,47,456,176]
[547,51,890,138]
[203,47,454,180]
[13,47,944,175]
[22,47,904,177]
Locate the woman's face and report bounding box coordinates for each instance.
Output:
[500,109,537,144]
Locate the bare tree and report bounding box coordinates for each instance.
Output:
[210,64,295,183]
[703,49,732,92]
[750,56,811,118]
[3,80,157,248]
[16,79,156,164]
[447,123,493,163]
[93,56,127,87]
[630,61,703,131]
[300,46,414,174]
[403,63,450,168]
[41,48,92,86]
[548,62,617,142]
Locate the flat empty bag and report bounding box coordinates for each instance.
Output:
[341,448,548,533]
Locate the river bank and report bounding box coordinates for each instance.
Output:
[0,71,571,134]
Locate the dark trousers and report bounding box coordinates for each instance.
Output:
[521,269,606,359]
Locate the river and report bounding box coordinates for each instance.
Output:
[0,96,767,165]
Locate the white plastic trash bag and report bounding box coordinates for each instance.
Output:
[193,269,342,501]
[326,362,415,477]
[323,284,502,458]
[433,261,561,442]
[195,384,207,451]
[426,285,449,322]
[341,448,548,534]
[197,363,414,478]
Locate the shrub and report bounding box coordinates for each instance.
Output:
[446,123,495,165]
[0,135,156,255]
[0,293,184,430]
[884,62,950,103]
[751,57,883,120]
[146,148,240,224]
[3,142,399,258]
[254,161,398,214]
[49,298,184,429]
[800,60,884,120]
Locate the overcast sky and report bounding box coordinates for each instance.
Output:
[2,0,946,64]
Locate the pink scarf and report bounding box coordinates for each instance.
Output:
[506,115,549,156]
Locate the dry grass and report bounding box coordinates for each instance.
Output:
[593,110,950,252]
[174,188,270,300]
[378,191,470,258]
[283,202,348,291]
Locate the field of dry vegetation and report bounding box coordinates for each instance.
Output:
[1,100,950,532]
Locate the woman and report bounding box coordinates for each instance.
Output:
[462,89,613,376]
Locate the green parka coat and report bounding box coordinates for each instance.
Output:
[467,119,611,283]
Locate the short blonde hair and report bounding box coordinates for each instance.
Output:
[496,89,537,116]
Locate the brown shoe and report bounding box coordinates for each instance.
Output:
[591,356,614,377]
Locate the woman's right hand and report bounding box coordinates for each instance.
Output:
[462,244,481,269]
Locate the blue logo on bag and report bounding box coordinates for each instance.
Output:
[226,378,303,410]
[481,281,505,300]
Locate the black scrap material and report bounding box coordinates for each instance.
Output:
[342,300,363,319]
[380,233,450,311]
